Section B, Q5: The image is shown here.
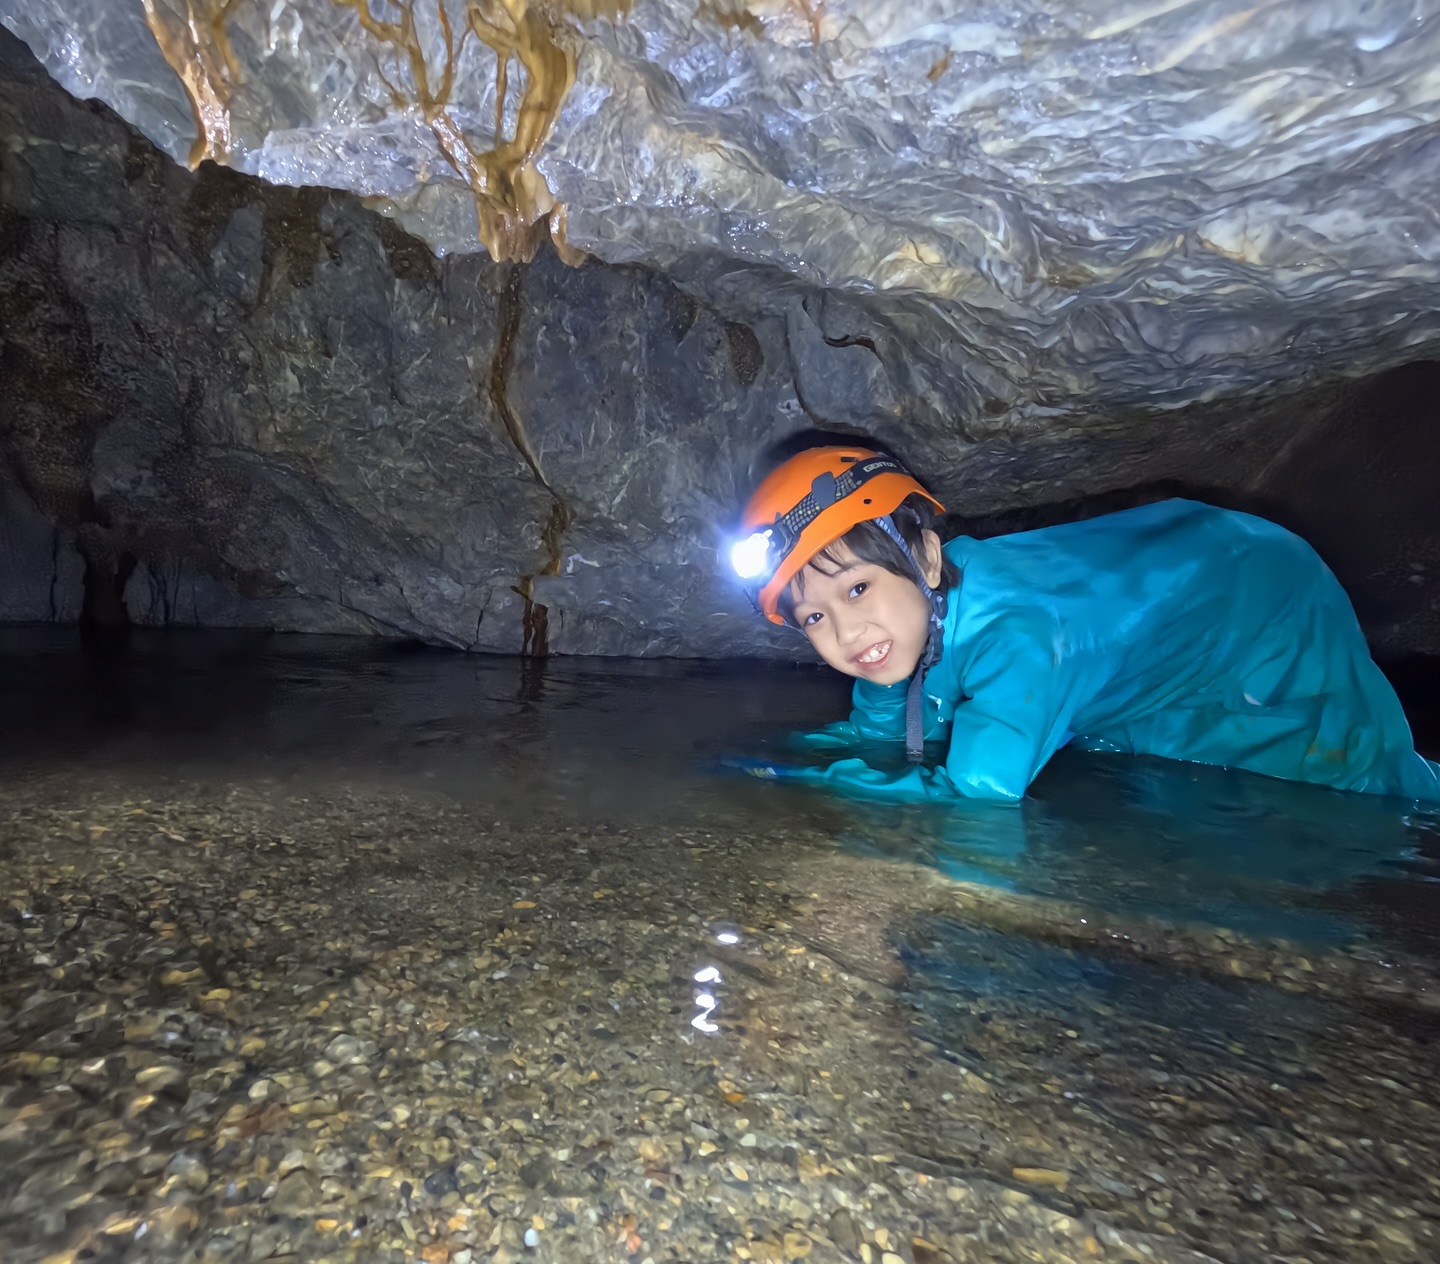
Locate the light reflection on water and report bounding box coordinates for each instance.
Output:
[1,626,1437,953]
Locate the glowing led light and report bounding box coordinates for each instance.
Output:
[691,1014,720,1033]
[730,530,773,580]
[716,931,740,945]
[694,966,722,983]
[695,992,717,1010]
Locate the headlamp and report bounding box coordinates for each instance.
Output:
[730,528,777,582]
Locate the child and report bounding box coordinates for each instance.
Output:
[729,443,1440,804]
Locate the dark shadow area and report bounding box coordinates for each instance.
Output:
[1377,654,1440,754]
[947,361,1440,668]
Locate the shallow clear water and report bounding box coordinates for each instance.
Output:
[3,628,1440,1264]
[4,627,1436,951]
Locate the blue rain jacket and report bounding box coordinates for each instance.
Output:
[788,499,1440,804]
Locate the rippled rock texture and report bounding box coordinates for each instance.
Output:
[2,12,1440,657]
[7,1,1440,420]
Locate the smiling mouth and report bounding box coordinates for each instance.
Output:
[853,640,892,668]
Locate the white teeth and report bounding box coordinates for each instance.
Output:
[858,641,891,664]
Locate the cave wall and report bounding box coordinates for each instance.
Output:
[1,28,1438,662]
[0,28,808,658]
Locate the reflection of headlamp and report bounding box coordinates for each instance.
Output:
[730,528,778,581]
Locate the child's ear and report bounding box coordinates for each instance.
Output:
[919,530,944,588]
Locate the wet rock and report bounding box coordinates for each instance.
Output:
[269,1169,322,1215]
[423,1165,460,1199]
[829,1210,860,1254]
[323,1033,371,1065]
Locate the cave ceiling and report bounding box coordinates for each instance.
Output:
[5,0,1440,428]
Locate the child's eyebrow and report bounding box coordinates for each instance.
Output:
[788,552,861,608]
[809,553,859,575]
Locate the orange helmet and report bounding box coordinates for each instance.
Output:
[731,446,944,624]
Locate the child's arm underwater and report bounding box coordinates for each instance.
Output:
[789,677,948,751]
[773,629,1081,803]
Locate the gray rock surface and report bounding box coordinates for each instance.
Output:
[0,453,84,623]
[5,0,1440,424]
[2,27,1439,660]
[0,28,802,656]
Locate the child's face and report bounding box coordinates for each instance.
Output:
[788,531,943,686]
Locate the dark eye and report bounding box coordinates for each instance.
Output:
[802,611,823,627]
[848,581,869,600]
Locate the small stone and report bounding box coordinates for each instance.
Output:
[740,1132,758,1147]
[136,1064,186,1090]
[324,1034,365,1064]
[198,1235,239,1263]
[828,1211,859,1253]
[1012,1167,1069,1190]
[783,1232,812,1259]
[160,966,204,985]
[424,1165,459,1198]
[270,1169,322,1214]
[524,1227,540,1248]
[146,1204,199,1248]
[276,1149,310,1179]
[165,1152,209,1192]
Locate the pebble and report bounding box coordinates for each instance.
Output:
[270,1169,321,1214]
[1,775,1437,1264]
[1012,1167,1069,1190]
[783,1231,812,1258]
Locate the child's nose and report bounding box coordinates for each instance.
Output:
[833,607,867,645]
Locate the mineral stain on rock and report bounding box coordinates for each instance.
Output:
[485,262,572,657]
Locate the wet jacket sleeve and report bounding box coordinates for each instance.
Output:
[789,626,1082,803]
[789,677,932,751]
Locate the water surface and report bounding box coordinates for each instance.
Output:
[1,628,1437,1264]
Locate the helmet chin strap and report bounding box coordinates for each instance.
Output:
[873,516,947,764]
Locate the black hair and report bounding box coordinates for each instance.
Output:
[775,491,959,627]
